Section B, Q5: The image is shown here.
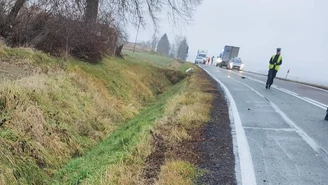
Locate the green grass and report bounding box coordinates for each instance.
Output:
[124,50,173,68]
[66,56,172,105]
[179,62,197,73]
[3,47,61,65]
[52,79,186,185]
[0,45,189,184]
[123,50,198,74]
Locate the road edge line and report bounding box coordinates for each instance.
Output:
[235,79,328,163]
[202,67,257,185]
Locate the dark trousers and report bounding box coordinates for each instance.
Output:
[266,69,277,86]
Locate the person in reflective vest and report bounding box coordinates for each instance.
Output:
[266,48,282,89]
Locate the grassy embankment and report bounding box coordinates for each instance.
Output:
[0,44,213,185]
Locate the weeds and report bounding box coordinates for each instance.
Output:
[85,71,213,185]
[0,45,185,184]
[156,160,200,185]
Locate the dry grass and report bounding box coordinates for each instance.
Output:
[151,73,212,185]
[168,60,182,71]
[157,73,213,144]
[155,160,199,185]
[0,45,179,184]
[0,72,130,183]
[0,44,209,184]
[90,71,213,185]
[93,136,153,185]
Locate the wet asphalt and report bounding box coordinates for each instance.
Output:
[202,65,328,185]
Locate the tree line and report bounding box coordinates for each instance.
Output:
[0,0,201,63]
[141,33,189,61]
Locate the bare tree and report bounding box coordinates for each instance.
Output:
[100,0,202,27]
[169,43,176,58]
[150,32,159,51]
[171,35,183,56]
[6,0,25,23]
[0,0,26,36]
[85,0,99,25]
[0,0,201,63]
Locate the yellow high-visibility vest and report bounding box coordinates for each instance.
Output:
[269,55,282,70]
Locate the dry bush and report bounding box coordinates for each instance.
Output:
[0,0,122,63]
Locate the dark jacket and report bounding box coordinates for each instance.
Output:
[269,54,282,65]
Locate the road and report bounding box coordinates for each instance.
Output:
[202,65,328,185]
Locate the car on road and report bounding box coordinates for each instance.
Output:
[194,53,207,64]
[216,56,222,65]
[226,57,244,71]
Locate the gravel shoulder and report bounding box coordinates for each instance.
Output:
[196,75,236,185]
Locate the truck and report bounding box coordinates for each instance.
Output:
[219,45,240,68]
[194,50,207,64]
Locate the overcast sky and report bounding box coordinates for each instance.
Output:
[128,0,328,85]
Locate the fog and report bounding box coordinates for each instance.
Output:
[128,0,328,86]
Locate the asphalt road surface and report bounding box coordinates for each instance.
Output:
[202,65,328,185]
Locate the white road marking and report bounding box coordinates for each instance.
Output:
[243,71,328,93]
[298,98,327,110]
[303,97,328,108]
[202,68,257,185]
[243,126,295,132]
[235,79,328,163]
[278,88,298,96]
[228,70,327,110]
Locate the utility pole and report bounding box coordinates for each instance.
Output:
[133,16,141,54]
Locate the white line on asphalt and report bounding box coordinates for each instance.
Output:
[202,68,257,185]
[235,80,328,162]
[230,71,327,110]
[243,71,328,93]
[243,126,295,132]
[303,97,328,108]
[298,98,327,110]
[278,88,298,96]
[269,102,321,152]
[248,77,265,85]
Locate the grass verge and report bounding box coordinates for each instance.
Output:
[52,80,186,184]
[91,69,213,185]
[0,44,186,184]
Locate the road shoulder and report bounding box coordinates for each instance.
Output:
[196,72,236,185]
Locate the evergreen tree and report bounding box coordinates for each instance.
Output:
[156,33,170,56]
[177,38,189,61]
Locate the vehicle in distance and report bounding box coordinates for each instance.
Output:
[195,50,207,64]
[219,45,240,68]
[227,57,244,71]
[216,55,222,65]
